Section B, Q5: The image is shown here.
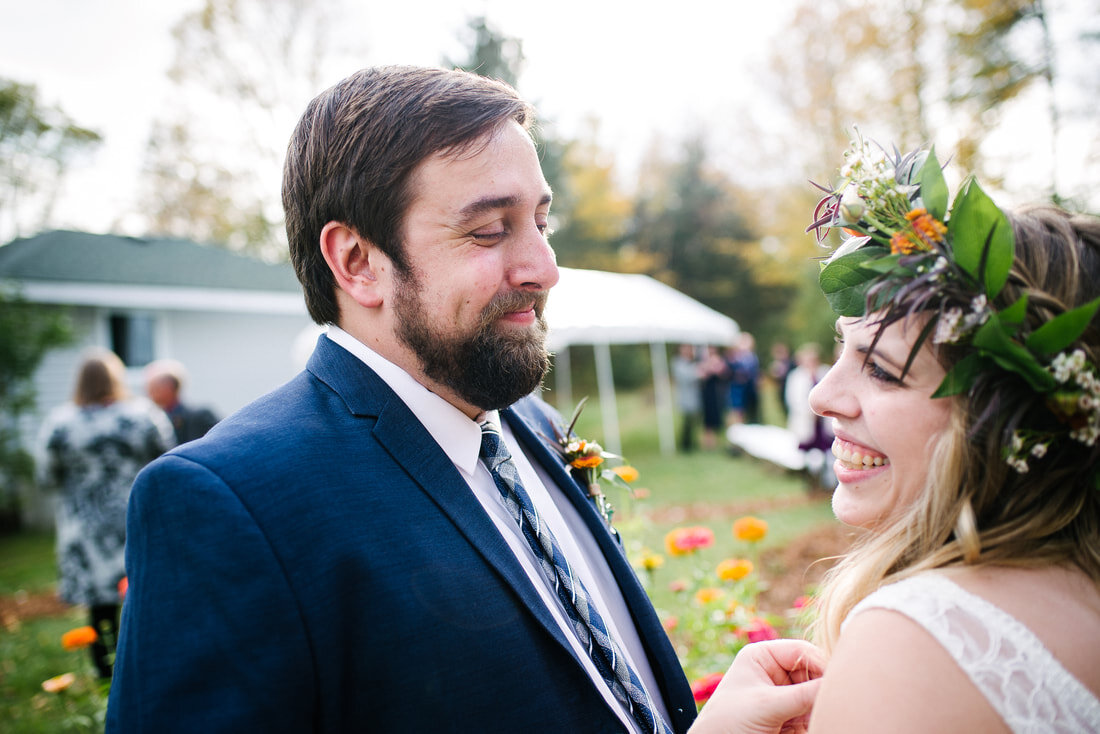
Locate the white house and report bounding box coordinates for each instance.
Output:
[1,230,315,526]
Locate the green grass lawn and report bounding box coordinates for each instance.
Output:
[0,386,838,730]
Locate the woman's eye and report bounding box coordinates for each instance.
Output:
[865,360,902,385]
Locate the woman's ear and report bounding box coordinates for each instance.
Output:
[319,222,386,309]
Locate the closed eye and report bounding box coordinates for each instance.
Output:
[470,229,507,245]
[863,358,903,385]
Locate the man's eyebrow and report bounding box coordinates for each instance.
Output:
[456,192,553,223]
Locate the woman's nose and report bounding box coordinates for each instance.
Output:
[809,361,855,420]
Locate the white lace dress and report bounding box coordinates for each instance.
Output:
[846,573,1100,733]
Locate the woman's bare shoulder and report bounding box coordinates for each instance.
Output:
[809,606,1009,733]
[940,564,1100,696]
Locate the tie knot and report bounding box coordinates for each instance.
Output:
[479,421,509,469]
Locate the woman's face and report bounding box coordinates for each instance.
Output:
[809,316,953,531]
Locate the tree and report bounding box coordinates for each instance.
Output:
[0,286,72,531]
[141,0,356,257]
[445,15,525,88]
[629,136,796,335]
[0,79,101,243]
[767,0,1095,202]
[543,121,633,271]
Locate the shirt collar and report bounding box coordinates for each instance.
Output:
[325,326,491,477]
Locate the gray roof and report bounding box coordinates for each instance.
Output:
[0,230,301,292]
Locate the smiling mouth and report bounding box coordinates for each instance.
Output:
[832,438,890,470]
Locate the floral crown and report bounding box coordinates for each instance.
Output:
[808,135,1100,478]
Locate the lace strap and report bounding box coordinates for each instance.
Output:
[848,573,1100,734]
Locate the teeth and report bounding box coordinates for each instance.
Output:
[832,441,888,469]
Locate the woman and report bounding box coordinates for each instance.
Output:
[37,349,175,677]
[693,139,1100,733]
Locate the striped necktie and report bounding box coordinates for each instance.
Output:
[479,421,670,734]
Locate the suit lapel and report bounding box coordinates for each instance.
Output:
[306,338,577,657]
[504,397,697,728]
[308,338,692,725]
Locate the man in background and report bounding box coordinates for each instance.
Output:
[143,359,219,444]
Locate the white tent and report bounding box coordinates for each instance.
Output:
[545,267,740,455]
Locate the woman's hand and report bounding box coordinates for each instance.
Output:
[689,639,825,734]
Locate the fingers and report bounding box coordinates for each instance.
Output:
[755,640,825,685]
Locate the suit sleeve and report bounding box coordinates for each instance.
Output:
[106,455,314,733]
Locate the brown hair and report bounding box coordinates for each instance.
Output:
[812,204,1100,651]
[73,349,129,406]
[282,65,534,325]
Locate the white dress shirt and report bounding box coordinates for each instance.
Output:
[324,327,668,733]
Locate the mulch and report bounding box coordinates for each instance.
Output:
[756,521,858,610]
[0,590,73,630]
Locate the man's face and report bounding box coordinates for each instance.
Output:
[146,377,177,411]
[392,121,558,412]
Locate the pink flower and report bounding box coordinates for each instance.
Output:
[665,526,716,556]
[745,618,779,643]
[691,672,725,703]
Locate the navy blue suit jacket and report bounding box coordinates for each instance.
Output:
[107,336,696,733]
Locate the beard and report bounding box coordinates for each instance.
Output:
[393,271,551,411]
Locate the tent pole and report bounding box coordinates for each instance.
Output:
[650,341,674,455]
[593,342,621,456]
[552,346,573,414]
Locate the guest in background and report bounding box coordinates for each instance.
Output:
[726,333,761,425]
[785,343,833,455]
[36,348,175,678]
[144,358,219,444]
[768,341,795,418]
[672,344,702,453]
[699,345,729,450]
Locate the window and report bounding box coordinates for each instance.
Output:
[109,313,155,366]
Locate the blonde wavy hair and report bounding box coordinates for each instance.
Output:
[811,204,1100,652]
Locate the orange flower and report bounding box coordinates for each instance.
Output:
[41,673,76,693]
[694,587,724,605]
[908,209,947,244]
[118,576,129,599]
[716,558,753,581]
[571,455,604,469]
[890,231,920,254]
[665,526,716,555]
[61,626,98,650]
[732,516,768,543]
[611,465,639,483]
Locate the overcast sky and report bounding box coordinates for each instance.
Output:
[1,0,1095,238]
[0,0,798,235]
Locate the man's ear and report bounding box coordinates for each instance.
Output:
[319,221,387,309]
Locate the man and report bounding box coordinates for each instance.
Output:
[107,66,696,733]
[143,359,219,444]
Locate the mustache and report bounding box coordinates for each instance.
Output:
[478,290,549,328]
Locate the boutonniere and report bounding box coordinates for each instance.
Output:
[545,397,641,529]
